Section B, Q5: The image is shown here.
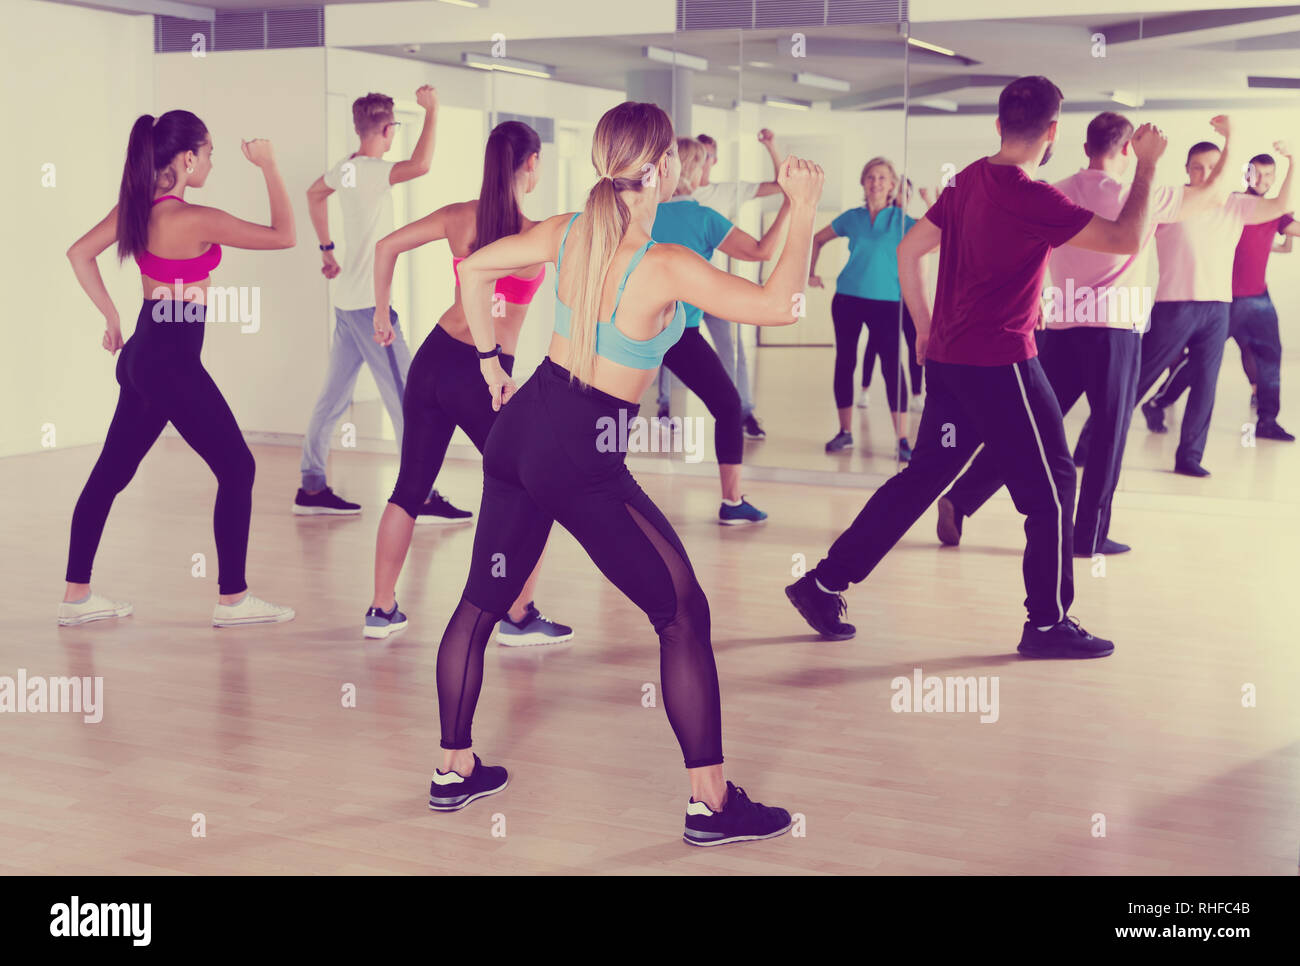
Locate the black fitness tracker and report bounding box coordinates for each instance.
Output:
[477,344,502,360]
[319,242,335,251]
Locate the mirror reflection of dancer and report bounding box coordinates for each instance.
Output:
[295,88,462,516]
[61,112,296,627]
[689,129,783,440]
[651,136,794,523]
[810,157,916,460]
[365,122,572,646]
[427,102,824,846]
[788,76,1166,658]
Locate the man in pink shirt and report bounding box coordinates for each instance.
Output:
[1146,151,1300,440]
[1119,138,1293,475]
[787,76,1166,659]
[935,112,1233,557]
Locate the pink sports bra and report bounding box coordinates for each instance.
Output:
[452,256,545,305]
[134,195,222,283]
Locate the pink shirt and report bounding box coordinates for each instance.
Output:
[1154,192,1259,303]
[1045,171,1182,332]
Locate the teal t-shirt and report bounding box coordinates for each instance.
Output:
[830,205,915,301]
[651,197,734,328]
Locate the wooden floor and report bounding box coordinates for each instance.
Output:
[2,355,1297,875]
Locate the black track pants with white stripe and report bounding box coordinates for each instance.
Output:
[814,357,1076,628]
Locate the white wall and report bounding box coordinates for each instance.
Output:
[0,0,153,458]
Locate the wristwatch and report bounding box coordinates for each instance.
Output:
[477,344,502,360]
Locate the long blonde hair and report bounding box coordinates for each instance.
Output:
[567,101,675,386]
[675,137,705,193]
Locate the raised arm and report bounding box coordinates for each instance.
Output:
[66,206,124,353]
[752,129,783,198]
[373,202,459,322]
[717,195,792,261]
[1067,123,1165,254]
[190,139,295,250]
[666,157,823,326]
[390,86,438,185]
[898,218,941,362]
[807,223,839,287]
[1247,141,1293,223]
[1178,115,1232,219]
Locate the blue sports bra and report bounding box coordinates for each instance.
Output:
[553,213,686,369]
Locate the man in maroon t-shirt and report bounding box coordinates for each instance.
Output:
[787,76,1166,658]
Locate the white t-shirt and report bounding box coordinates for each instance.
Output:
[691,180,761,220]
[1154,191,1259,304]
[323,154,396,311]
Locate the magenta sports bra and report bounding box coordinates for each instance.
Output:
[451,256,545,305]
[134,195,222,283]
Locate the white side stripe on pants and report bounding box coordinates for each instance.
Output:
[1012,362,1065,624]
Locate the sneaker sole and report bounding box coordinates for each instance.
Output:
[428,777,509,812]
[414,515,474,526]
[213,610,296,627]
[1017,641,1115,659]
[683,819,793,847]
[936,498,961,547]
[719,516,768,526]
[495,631,574,646]
[364,621,408,640]
[292,505,361,515]
[58,605,134,626]
[784,584,855,641]
[825,443,854,452]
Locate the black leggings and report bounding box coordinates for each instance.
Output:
[833,292,905,412]
[388,325,516,518]
[662,327,743,465]
[437,358,724,769]
[864,306,923,395]
[66,301,255,595]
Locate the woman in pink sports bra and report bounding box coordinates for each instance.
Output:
[59,109,297,629]
[363,121,573,645]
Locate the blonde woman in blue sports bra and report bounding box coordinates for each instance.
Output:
[420,101,824,846]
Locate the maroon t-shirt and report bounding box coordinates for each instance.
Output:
[1232,212,1294,298]
[924,157,1094,366]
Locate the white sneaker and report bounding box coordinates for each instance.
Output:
[857,388,870,409]
[909,394,925,414]
[57,592,133,626]
[212,593,295,627]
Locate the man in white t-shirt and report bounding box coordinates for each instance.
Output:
[658,130,782,438]
[294,87,443,516]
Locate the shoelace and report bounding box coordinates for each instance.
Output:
[1064,616,1092,639]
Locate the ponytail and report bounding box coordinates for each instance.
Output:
[566,102,674,387]
[115,110,209,262]
[474,120,541,252]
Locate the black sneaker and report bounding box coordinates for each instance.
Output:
[742,414,766,439]
[1073,538,1130,557]
[1174,460,1211,478]
[936,496,963,546]
[293,486,361,515]
[825,430,853,453]
[1250,390,1258,410]
[1256,419,1295,442]
[785,574,855,640]
[1141,399,1167,433]
[416,489,474,526]
[898,438,912,462]
[683,781,791,847]
[495,602,575,646]
[363,601,408,640]
[1018,617,1114,658]
[428,753,509,811]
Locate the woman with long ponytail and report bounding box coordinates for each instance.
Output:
[59,111,296,628]
[428,101,825,846]
[365,120,573,646]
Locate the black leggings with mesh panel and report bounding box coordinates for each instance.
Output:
[436,357,724,769]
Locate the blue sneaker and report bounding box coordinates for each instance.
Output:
[363,601,407,640]
[684,781,792,847]
[495,602,574,646]
[428,754,509,811]
[719,496,767,526]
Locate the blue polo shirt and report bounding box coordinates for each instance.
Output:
[651,197,734,328]
[830,205,915,301]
